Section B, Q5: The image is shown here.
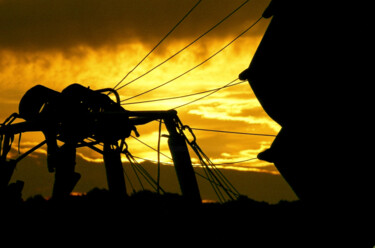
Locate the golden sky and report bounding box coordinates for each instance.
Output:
[0,0,297,201]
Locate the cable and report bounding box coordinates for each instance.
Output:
[172,78,239,109]
[113,0,203,91]
[120,16,262,102]
[189,139,239,202]
[123,149,166,193]
[190,127,277,137]
[126,152,145,190]
[213,157,257,165]
[130,135,173,161]
[132,155,258,167]
[120,81,246,105]
[14,140,47,163]
[115,0,252,92]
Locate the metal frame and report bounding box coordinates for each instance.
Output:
[0,85,202,204]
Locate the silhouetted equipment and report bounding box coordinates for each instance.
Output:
[1,84,238,204]
[14,83,133,199]
[239,0,371,204]
[239,0,333,202]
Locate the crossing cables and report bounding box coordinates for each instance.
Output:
[172,78,239,109]
[113,0,203,91]
[120,16,263,103]
[182,125,241,202]
[115,0,253,92]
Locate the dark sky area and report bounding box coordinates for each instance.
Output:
[0,0,269,51]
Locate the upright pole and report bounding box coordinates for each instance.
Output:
[163,111,201,204]
[103,143,127,199]
[51,143,81,199]
[0,134,16,193]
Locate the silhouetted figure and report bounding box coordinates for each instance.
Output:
[240,0,372,208]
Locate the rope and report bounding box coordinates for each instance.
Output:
[172,78,239,109]
[115,0,252,92]
[190,127,277,137]
[123,148,166,193]
[122,165,136,194]
[113,0,203,91]
[132,155,258,167]
[214,157,257,165]
[120,16,263,102]
[124,151,145,190]
[120,81,246,105]
[130,135,173,161]
[191,143,224,201]
[14,140,47,163]
[190,135,240,198]
[178,123,240,202]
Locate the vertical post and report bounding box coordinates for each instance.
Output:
[52,143,81,199]
[0,135,16,193]
[103,143,127,199]
[163,111,201,204]
[0,160,17,194]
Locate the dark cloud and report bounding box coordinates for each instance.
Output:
[0,0,269,52]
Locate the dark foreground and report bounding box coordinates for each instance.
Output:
[1,189,374,247]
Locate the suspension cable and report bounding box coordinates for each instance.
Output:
[124,150,145,190]
[123,148,166,193]
[152,119,275,139]
[132,155,258,167]
[130,135,173,161]
[120,16,262,102]
[113,0,203,91]
[179,124,240,202]
[120,81,246,105]
[172,78,239,109]
[115,0,252,92]
[190,127,277,137]
[122,166,136,194]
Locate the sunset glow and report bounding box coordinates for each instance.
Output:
[0,0,297,201]
[2,36,280,171]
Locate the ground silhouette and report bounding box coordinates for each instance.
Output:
[1,188,373,247]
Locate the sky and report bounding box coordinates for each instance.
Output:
[0,0,298,202]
